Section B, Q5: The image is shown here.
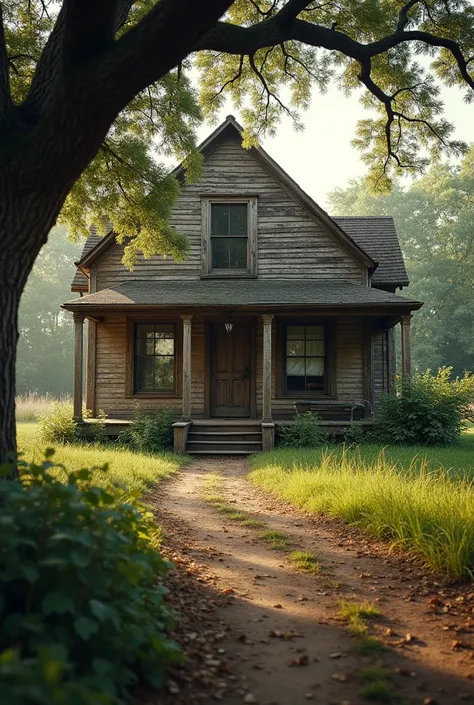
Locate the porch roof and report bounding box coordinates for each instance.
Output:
[63,279,422,311]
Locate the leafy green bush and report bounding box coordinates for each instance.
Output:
[344,421,366,446]
[0,455,179,703]
[375,367,474,446]
[82,408,109,443]
[278,412,326,448]
[38,401,77,444]
[119,408,174,453]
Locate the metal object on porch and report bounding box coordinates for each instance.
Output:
[224,321,233,333]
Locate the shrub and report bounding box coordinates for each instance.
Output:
[375,367,474,446]
[119,408,174,453]
[278,412,326,448]
[344,421,366,446]
[82,408,108,444]
[0,455,179,703]
[38,401,77,444]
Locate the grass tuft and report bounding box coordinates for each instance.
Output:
[338,600,380,621]
[249,444,474,578]
[288,550,320,574]
[259,530,291,550]
[359,680,397,702]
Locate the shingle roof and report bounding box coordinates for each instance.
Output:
[71,217,408,292]
[71,230,102,291]
[333,217,408,288]
[63,279,421,310]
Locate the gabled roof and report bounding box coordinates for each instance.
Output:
[63,279,422,311]
[71,116,408,292]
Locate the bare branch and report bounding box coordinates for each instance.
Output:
[249,52,297,120]
[210,54,244,101]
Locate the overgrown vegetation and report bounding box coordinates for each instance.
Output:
[278,412,326,449]
[16,391,72,422]
[250,446,474,578]
[375,368,474,446]
[259,530,292,551]
[18,424,183,494]
[38,401,77,444]
[119,408,174,453]
[0,456,180,704]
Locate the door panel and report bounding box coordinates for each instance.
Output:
[211,324,250,417]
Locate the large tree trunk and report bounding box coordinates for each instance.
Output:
[0,190,61,467]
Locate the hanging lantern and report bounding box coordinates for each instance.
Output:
[224,321,233,334]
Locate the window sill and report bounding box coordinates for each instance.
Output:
[276,394,335,400]
[127,393,182,399]
[201,273,258,280]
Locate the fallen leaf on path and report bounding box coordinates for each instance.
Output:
[243,694,258,704]
[288,655,309,667]
[273,603,283,609]
[331,674,348,682]
[329,652,343,659]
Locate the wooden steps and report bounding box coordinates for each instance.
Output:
[186,421,262,455]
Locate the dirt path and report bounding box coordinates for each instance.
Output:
[148,458,474,705]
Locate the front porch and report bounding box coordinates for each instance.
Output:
[64,279,420,455]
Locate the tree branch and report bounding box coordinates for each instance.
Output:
[396,0,422,32]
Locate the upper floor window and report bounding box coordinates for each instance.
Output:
[201,196,258,277]
[211,203,248,269]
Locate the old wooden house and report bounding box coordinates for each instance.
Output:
[63,115,422,454]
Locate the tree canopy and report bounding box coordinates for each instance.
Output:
[329,146,474,376]
[2,0,473,266]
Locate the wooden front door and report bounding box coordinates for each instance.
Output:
[211,323,251,417]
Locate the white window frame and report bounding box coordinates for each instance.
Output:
[200,195,258,277]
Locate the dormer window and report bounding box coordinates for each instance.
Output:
[201,196,257,277]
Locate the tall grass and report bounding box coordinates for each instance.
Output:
[249,447,474,578]
[16,391,71,422]
[17,423,185,494]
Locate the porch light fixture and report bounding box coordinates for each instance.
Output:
[224,321,233,334]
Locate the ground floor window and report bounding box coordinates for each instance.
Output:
[285,324,325,393]
[134,323,175,392]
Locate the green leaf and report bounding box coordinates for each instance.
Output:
[42,592,74,616]
[74,617,99,641]
[89,599,115,623]
[92,658,113,675]
[71,550,90,568]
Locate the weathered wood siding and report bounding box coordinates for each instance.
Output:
[95,135,363,289]
[94,316,206,419]
[93,313,367,420]
[255,317,364,418]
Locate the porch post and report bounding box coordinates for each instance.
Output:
[400,315,412,379]
[262,314,273,423]
[73,313,84,422]
[181,314,193,421]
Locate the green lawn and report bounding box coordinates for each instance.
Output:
[17,423,186,493]
[249,433,474,578]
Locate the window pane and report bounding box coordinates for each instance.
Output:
[287,326,305,340]
[287,375,305,391]
[305,325,325,340]
[229,238,247,269]
[136,324,154,338]
[212,238,229,269]
[136,357,155,391]
[155,337,174,355]
[287,340,304,357]
[287,358,305,376]
[306,340,325,357]
[211,204,229,236]
[154,356,174,390]
[306,358,325,375]
[229,204,247,236]
[306,377,324,391]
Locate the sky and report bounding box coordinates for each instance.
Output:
[195,82,473,211]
